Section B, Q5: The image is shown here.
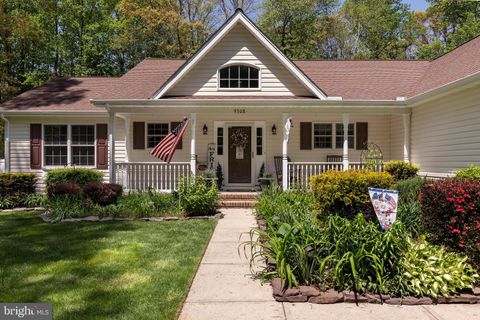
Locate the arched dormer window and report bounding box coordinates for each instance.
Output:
[218,65,260,89]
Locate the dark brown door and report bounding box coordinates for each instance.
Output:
[228,126,252,184]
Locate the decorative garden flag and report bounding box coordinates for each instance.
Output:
[368,188,399,230]
[150,117,189,163]
[285,117,293,143]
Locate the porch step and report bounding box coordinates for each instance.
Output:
[217,192,259,208]
[218,192,259,201]
[218,200,257,208]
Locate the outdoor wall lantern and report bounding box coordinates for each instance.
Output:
[271,124,277,135]
[203,124,208,135]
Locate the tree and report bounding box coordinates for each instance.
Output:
[216,0,257,21]
[416,0,480,59]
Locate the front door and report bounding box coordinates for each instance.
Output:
[228,126,252,184]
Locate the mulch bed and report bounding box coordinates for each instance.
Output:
[256,218,480,305]
[40,212,224,223]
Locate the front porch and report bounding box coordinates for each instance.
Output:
[106,104,411,191]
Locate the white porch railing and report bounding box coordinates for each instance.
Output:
[115,162,191,191]
[287,161,384,189]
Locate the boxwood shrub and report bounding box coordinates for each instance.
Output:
[384,160,419,180]
[456,165,480,180]
[45,168,103,186]
[311,170,394,220]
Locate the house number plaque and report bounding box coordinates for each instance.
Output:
[234,108,246,114]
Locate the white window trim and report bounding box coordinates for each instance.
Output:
[335,123,355,149]
[313,123,334,149]
[146,122,170,150]
[42,124,97,168]
[216,63,262,92]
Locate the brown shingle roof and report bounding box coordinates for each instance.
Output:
[1,35,480,111]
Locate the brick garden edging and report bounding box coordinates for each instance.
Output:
[271,277,480,305]
[40,212,224,223]
[256,218,480,306]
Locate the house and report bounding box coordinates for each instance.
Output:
[1,9,480,191]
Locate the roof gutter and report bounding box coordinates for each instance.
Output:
[90,98,407,108]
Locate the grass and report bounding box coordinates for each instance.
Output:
[0,211,217,320]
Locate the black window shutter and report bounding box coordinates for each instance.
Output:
[133,122,145,150]
[300,122,312,150]
[356,122,368,150]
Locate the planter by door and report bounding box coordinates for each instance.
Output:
[228,126,252,184]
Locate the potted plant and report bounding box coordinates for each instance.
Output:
[202,171,218,188]
[257,163,273,189]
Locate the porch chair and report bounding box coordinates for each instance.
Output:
[274,156,292,185]
[326,155,343,162]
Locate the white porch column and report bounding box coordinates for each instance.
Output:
[190,113,196,175]
[108,110,116,183]
[1,114,10,172]
[282,113,288,190]
[342,114,350,171]
[403,113,411,162]
[124,117,130,163]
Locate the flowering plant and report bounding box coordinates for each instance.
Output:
[420,178,480,267]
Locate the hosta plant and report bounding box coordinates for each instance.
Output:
[403,237,478,298]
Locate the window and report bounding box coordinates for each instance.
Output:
[147,123,169,148]
[256,127,263,155]
[313,123,332,149]
[43,124,95,166]
[72,125,95,166]
[335,123,354,149]
[217,127,224,155]
[218,65,259,89]
[44,125,68,166]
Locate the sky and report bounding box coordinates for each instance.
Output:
[404,0,429,11]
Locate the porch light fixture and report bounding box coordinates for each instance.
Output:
[271,124,277,135]
[203,124,208,135]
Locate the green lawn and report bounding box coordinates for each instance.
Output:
[0,211,217,320]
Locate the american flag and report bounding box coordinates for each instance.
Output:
[150,117,189,163]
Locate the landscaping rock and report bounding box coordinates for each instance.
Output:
[343,291,368,303]
[384,298,403,305]
[83,216,100,222]
[365,293,391,304]
[473,287,480,296]
[449,294,479,304]
[274,295,308,303]
[214,213,224,219]
[100,217,114,221]
[401,297,433,305]
[271,278,284,297]
[299,286,320,297]
[433,297,450,304]
[283,287,300,297]
[266,258,276,268]
[309,289,343,304]
[163,217,180,221]
[40,213,52,223]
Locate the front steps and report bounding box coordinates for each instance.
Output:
[218,192,259,208]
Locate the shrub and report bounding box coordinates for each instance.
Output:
[384,160,419,180]
[311,170,395,220]
[83,183,123,206]
[0,173,37,197]
[46,196,93,222]
[456,165,480,180]
[45,168,103,186]
[47,183,82,198]
[178,176,218,216]
[420,178,480,267]
[395,177,426,205]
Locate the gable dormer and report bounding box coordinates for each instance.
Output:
[153,9,326,99]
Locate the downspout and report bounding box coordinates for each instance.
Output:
[0,114,10,172]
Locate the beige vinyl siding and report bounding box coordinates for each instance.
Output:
[167,24,312,97]
[389,115,405,161]
[411,85,480,176]
[7,115,126,188]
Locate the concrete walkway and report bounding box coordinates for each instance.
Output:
[178,208,480,320]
